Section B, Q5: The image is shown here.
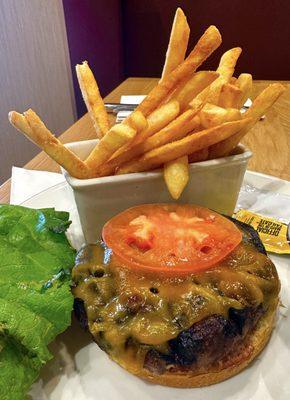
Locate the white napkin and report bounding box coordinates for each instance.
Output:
[237,183,290,223]
[116,95,146,122]
[10,166,65,205]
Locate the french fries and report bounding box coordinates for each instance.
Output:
[117,119,251,174]
[8,8,285,199]
[171,71,219,111]
[199,103,241,128]
[125,111,148,133]
[127,100,180,147]
[218,83,242,108]
[140,108,201,154]
[236,73,253,108]
[85,123,137,170]
[164,156,189,199]
[9,110,90,179]
[209,83,286,158]
[136,25,222,116]
[161,8,190,79]
[96,107,200,178]
[96,100,180,176]
[206,47,242,105]
[76,61,110,138]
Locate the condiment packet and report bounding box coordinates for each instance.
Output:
[235,209,290,255]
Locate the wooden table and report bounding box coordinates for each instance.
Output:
[0,77,289,203]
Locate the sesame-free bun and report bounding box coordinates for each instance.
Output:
[112,301,277,388]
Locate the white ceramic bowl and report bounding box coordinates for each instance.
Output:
[62,139,252,243]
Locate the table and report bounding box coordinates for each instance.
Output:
[0,77,289,203]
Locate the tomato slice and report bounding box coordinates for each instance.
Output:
[102,204,242,275]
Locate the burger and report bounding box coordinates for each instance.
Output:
[72,204,280,387]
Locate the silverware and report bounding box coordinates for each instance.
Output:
[105,103,137,114]
[241,105,265,120]
[107,101,265,123]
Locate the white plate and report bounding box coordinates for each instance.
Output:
[22,171,290,400]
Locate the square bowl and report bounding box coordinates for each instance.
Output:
[62,139,252,243]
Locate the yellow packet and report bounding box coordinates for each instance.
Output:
[235,209,290,255]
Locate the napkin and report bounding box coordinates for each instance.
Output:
[237,183,290,223]
[10,166,65,205]
[116,95,146,122]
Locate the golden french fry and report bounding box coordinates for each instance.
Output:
[96,108,199,178]
[95,100,180,176]
[188,87,210,109]
[218,83,242,108]
[188,99,204,115]
[217,48,242,78]
[188,147,209,163]
[244,83,285,121]
[171,71,219,111]
[85,123,136,169]
[117,118,251,174]
[209,83,286,158]
[117,101,180,157]
[76,61,110,138]
[131,100,180,146]
[140,109,201,154]
[236,73,253,108]
[161,8,190,79]
[229,77,238,84]
[206,47,242,105]
[9,110,90,179]
[126,110,148,133]
[136,25,222,116]
[164,155,189,199]
[199,103,241,128]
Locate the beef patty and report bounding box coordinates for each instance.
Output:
[144,305,264,374]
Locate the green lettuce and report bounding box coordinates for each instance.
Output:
[0,205,76,400]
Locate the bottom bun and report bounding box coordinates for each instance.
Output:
[112,302,278,388]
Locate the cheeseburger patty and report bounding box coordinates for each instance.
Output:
[72,217,280,382]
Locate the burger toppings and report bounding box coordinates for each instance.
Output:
[102,204,243,274]
[127,215,155,251]
[72,204,280,376]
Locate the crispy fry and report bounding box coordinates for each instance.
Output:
[236,73,253,108]
[161,8,190,79]
[136,25,222,116]
[188,87,210,109]
[131,100,180,146]
[95,101,180,176]
[188,48,241,109]
[9,110,90,179]
[164,155,189,199]
[85,123,137,169]
[199,103,241,128]
[209,83,285,158]
[244,83,285,121]
[206,47,242,105]
[96,108,199,178]
[126,110,148,133]
[140,109,200,154]
[218,83,242,108]
[76,61,110,138]
[117,118,251,174]
[229,77,238,84]
[171,71,219,111]
[217,48,242,79]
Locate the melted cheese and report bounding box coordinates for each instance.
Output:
[72,240,280,371]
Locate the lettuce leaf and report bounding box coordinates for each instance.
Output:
[0,205,75,400]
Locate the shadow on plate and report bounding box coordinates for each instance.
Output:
[29,314,91,399]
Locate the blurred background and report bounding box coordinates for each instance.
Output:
[0,0,289,183]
